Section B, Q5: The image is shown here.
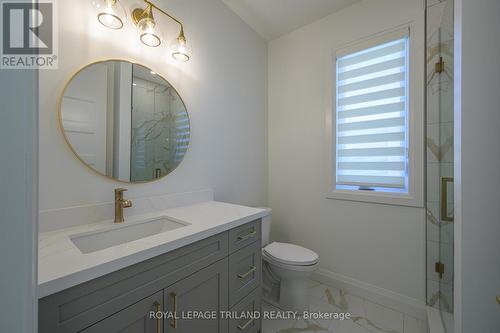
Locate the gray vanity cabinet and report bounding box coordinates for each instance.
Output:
[39,220,262,333]
[228,241,261,307]
[163,259,229,333]
[228,220,261,254]
[79,291,163,333]
[229,288,261,333]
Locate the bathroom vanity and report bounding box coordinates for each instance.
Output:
[39,58,267,333]
[38,202,266,333]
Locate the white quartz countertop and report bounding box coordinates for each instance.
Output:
[38,201,269,299]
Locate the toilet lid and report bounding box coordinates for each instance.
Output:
[263,242,319,266]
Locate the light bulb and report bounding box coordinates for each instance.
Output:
[137,17,161,47]
[170,35,191,62]
[92,0,126,30]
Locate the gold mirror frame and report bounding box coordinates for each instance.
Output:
[57,59,191,184]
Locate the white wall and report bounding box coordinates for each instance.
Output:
[454,0,500,331]
[268,0,426,304]
[0,69,38,332]
[61,63,108,173]
[39,0,268,212]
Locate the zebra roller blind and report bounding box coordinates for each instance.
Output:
[336,34,409,191]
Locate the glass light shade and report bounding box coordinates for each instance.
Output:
[170,36,191,62]
[137,17,161,47]
[92,0,126,30]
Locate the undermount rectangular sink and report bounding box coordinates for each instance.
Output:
[70,217,190,254]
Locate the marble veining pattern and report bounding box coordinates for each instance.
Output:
[427,290,452,313]
[262,279,427,333]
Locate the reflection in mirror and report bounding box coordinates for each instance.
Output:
[60,61,190,183]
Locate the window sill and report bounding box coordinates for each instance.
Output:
[327,188,423,207]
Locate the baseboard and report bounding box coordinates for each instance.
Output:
[312,268,427,321]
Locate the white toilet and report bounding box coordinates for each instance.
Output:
[260,212,319,312]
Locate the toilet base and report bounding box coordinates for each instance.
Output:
[279,278,310,312]
[261,244,319,313]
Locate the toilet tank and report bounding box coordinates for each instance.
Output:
[259,208,272,246]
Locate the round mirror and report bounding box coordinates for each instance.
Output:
[59,60,190,183]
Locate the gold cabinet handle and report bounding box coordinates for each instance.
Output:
[153,301,161,333]
[496,295,500,305]
[237,230,256,241]
[237,265,257,279]
[237,318,255,331]
[440,177,454,222]
[170,292,178,328]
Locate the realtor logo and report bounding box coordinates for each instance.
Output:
[1,1,58,69]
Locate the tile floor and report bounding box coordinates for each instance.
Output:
[261,279,427,333]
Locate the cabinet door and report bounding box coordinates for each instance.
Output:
[79,291,163,333]
[163,259,228,333]
[39,233,228,333]
[228,241,261,307]
[229,288,261,333]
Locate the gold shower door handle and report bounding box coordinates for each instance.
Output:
[440,177,454,222]
[170,292,178,328]
[153,301,161,333]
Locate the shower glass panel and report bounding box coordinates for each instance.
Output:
[426,0,454,332]
[130,67,189,182]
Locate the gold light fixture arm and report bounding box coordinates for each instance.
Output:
[132,3,153,23]
[132,0,185,36]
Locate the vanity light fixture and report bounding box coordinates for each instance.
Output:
[133,3,161,47]
[92,0,191,62]
[92,0,126,30]
[170,27,191,62]
[131,0,191,61]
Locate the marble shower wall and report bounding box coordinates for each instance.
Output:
[425,0,454,314]
[131,77,190,181]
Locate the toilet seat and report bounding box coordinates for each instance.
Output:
[262,251,318,272]
[263,242,319,267]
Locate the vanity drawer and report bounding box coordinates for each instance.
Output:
[228,240,261,307]
[39,232,228,333]
[78,291,163,333]
[229,287,261,333]
[228,219,261,254]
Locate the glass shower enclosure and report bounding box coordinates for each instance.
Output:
[426,0,454,332]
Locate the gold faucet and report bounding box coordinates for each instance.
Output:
[114,188,132,223]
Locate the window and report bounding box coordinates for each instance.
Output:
[335,34,409,194]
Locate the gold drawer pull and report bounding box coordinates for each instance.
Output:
[496,295,500,305]
[237,318,254,331]
[153,301,161,333]
[170,292,178,328]
[238,265,257,279]
[237,230,256,241]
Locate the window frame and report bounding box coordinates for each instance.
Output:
[326,25,424,207]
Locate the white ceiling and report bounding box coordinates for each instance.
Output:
[222,0,361,40]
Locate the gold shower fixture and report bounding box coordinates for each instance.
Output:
[92,0,191,62]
